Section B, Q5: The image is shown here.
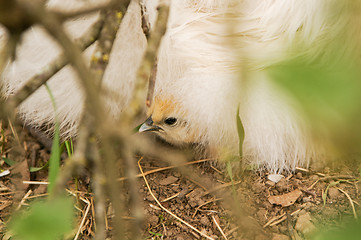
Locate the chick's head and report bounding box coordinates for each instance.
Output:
[139,96,198,146]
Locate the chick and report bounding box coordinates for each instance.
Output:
[140,79,315,172]
[139,96,196,146]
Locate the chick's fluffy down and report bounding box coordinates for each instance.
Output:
[1,0,360,172]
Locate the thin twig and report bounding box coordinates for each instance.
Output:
[89,139,107,240]
[161,192,180,202]
[192,198,222,218]
[212,215,228,240]
[24,193,48,199]
[66,189,92,240]
[117,158,213,181]
[336,187,358,219]
[204,180,243,195]
[122,143,144,239]
[15,189,32,211]
[140,1,150,39]
[22,181,49,185]
[263,208,302,228]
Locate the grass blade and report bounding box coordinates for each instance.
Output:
[44,83,61,196]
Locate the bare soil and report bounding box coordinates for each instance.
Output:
[1,124,360,240]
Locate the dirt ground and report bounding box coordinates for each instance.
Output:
[1,123,360,240]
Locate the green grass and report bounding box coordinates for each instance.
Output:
[44,83,61,196]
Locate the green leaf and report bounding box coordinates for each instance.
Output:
[236,107,245,158]
[9,197,74,240]
[315,219,361,240]
[3,157,50,173]
[149,231,163,237]
[29,162,49,173]
[267,52,361,153]
[2,157,17,166]
[64,139,74,157]
[47,119,61,196]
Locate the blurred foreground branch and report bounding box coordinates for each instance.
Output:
[125,3,169,122]
[8,1,131,239]
[0,0,173,239]
[7,17,105,110]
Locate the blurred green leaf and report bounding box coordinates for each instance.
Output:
[9,197,74,240]
[314,219,361,240]
[236,107,245,158]
[267,52,361,154]
[226,161,234,182]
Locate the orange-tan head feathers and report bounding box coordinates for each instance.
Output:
[146,96,179,123]
[139,96,199,145]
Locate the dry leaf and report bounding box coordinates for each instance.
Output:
[268,189,302,207]
[11,160,30,191]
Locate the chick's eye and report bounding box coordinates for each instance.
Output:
[164,117,177,125]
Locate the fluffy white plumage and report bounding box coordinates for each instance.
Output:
[1,0,359,172]
[1,0,149,136]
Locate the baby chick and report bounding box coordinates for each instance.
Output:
[139,96,196,146]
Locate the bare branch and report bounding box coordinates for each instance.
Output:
[14,2,130,239]
[146,58,157,107]
[125,2,169,123]
[0,0,35,58]
[1,2,168,239]
[89,9,125,86]
[83,5,132,239]
[17,1,104,121]
[88,134,107,240]
[7,17,105,109]
[140,2,150,39]
[54,0,129,21]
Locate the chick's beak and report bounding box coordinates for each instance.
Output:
[139,116,162,132]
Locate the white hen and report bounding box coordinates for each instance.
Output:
[1,0,360,172]
[139,0,361,171]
